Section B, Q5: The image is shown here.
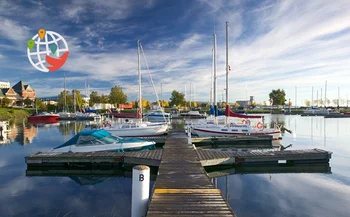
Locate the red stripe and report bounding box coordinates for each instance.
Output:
[193,128,280,135]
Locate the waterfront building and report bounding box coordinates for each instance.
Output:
[0,81,36,106]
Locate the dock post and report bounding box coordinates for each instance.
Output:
[132,165,150,217]
[187,125,192,145]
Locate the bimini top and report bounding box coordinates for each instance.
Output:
[54,129,120,149]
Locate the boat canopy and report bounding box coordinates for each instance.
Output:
[224,105,262,119]
[54,130,120,149]
[210,105,225,116]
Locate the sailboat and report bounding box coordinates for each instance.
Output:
[103,40,168,137]
[190,23,281,140]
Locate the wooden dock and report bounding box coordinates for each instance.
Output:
[26,148,332,168]
[146,129,237,217]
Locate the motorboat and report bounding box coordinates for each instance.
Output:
[27,112,59,123]
[76,112,101,121]
[51,129,156,152]
[145,109,172,122]
[58,112,76,120]
[303,107,330,116]
[180,111,206,119]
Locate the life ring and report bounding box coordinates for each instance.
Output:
[242,120,247,124]
[257,122,263,130]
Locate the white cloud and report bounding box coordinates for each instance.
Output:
[0,17,30,42]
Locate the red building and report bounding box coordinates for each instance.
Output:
[0,81,36,106]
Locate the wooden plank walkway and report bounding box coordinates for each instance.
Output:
[26,148,332,168]
[146,130,236,217]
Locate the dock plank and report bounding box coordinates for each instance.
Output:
[147,131,236,217]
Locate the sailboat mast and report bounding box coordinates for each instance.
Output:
[211,49,214,104]
[138,40,142,121]
[225,22,229,106]
[213,33,217,116]
[64,71,66,112]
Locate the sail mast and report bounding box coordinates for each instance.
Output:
[213,33,217,116]
[138,40,142,122]
[210,48,214,105]
[225,22,229,125]
[64,71,66,112]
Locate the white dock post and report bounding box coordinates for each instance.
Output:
[132,165,150,217]
[187,125,192,145]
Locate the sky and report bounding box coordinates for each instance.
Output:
[0,0,349,106]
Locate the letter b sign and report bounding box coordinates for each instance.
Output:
[139,174,144,182]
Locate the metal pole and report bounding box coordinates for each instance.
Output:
[211,49,214,105]
[137,40,142,120]
[325,80,327,107]
[161,82,163,103]
[226,22,229,105]
[312,86,313,107]
[317,91,318,106]
[132,165,150,217]
[64,71,66,112]
[338,86,340,108]
[213,33,217,115]
[190,82,192,109]
[295,86,297,108]
[321,88,323,107]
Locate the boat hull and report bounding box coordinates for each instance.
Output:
[52,142,155,153]
[28,115,59,123]
[191,127,281,140]
[112,112,138,118]
[105,124,168,137]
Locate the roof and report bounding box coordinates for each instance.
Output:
[12,81,25,92]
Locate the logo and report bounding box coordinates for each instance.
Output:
[27,29,69,72]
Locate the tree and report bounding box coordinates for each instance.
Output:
[34,98,46,111]
[101,94,110,103]
[89,91,101,107]
[71,90,84,110]
[305,100,311,107]
[1,97,11,107]
[57,90,72,111]
[159,100,169,108]
[233,102,240,108]
[24,97,32,107]
[170,90,185,107]
[269,89,286,105]
[109,86,127,105]
[142,98,150,109]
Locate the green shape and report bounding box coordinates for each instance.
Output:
[27,39,35,50]
[50,43,57,54]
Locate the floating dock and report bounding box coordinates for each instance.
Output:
[25,129,332,217]
[26,148,332,168]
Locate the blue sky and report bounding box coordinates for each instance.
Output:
[0,0,349,105]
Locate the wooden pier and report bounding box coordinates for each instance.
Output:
[146,129,236,217]
[26,148,332,168]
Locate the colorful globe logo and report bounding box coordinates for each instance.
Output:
[27,29,69,72]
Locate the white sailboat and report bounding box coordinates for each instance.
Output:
[103,40,168,137]
[190,23,281,140]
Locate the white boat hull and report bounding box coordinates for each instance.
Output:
[191,126,281,140]
[104,124,168,137]
[52,141,155,152]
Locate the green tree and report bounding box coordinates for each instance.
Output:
[170,90,185,107]
[89,91,101,107]
[71,90,84,110]
[233,102,240,108]
[109,86,127,105]
[1,97,11,107]
[101,94,110,103]
[305,100,311,107]
[57,90,72,111]
[269,89,286,105]
[23,97,32,107]
[34,98,47,111]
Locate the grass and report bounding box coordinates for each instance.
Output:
[0,107,35,120]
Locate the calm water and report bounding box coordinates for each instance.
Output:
[0,116,349,217]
